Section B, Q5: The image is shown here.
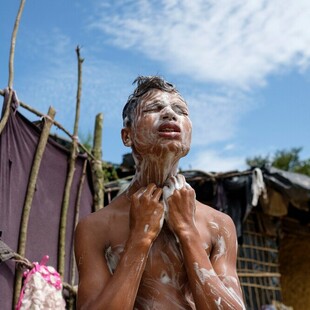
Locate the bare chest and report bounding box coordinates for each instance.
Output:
[105,227,207,309]
[105,227,186,278]
[143,228,186,285]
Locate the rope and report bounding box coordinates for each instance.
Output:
[0,240,77,296]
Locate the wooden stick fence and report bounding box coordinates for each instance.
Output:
[0,0,26,134]
[58,46,84,278]
[0,1,105,307]
[237,210,282,309]
[13,106,56,306]
[68,159,88,309]
[92,113,104,211]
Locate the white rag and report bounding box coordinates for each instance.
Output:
[251,168,267,206]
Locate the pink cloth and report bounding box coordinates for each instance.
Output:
[16,255,66,310]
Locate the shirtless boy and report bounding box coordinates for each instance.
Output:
[74,76,245,309]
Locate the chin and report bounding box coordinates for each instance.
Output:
[133,138,190,159]
[157,140,190,158]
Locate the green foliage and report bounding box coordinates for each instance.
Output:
[79,131,119,182]
[246,147,310,176]
[272,147,302,171]
[102,161,119,182]
[246,155,270,169]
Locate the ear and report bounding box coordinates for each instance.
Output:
[121,127,132,147]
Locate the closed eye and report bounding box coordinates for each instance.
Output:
[172,105,189,116]
[142,101,189,116]
[143,102,164,113]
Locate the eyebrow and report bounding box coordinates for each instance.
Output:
[145,99,187,107]
[146,100,162,106]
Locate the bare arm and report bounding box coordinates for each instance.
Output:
[163,175,245,310]
[75,184,164,310]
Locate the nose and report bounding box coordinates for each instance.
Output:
[161,106,177,121]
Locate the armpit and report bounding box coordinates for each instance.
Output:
[104,245,124,274]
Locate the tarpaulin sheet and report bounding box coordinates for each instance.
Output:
[263,166,310,211]
[0,101,94,309]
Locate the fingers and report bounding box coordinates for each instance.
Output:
[144,183,158,195]
[152,187,163,200]
[133,183,162,200]
[132,177,192,203]
[163,174,188,195]
[132,187,147,201]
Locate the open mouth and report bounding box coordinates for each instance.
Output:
[158,123,181,138]
[160,128,179,132]
[158,123,180,132]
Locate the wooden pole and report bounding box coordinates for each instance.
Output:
[92,113,104,210]
[13,106,56,306]
[70,160,87,284]
[0,0,26,134]
[58,46,84,278]
[67,159,87,309]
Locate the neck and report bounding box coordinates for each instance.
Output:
[129,152,180,190]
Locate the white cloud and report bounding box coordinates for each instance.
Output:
[89,0,310,88]
[188,149,246,172]
[17,32,254,150]
[224,144,236,151]
[185,87,253,146]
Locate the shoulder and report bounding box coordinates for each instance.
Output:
[195,200,237,242]
[75,194,130,248]
[196,200,234,225]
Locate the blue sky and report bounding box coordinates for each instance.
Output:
[1,0,310,172]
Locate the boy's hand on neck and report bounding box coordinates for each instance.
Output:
[129,183,164,244]
[163,174,197,238]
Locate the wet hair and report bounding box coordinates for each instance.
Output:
[122,76,181,127]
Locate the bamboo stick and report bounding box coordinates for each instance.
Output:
[67,159,87,309]
[0,90,13,134]
[238,272,281,277]
[240,244,279,253]
[58,46,84,278]
[239,282,281,291]
[92,113,104,211]
[0,0,26,134]
[8,1,27,88]
[237,257,279,267]
[13,106,56,306]
[70,160,87,284]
